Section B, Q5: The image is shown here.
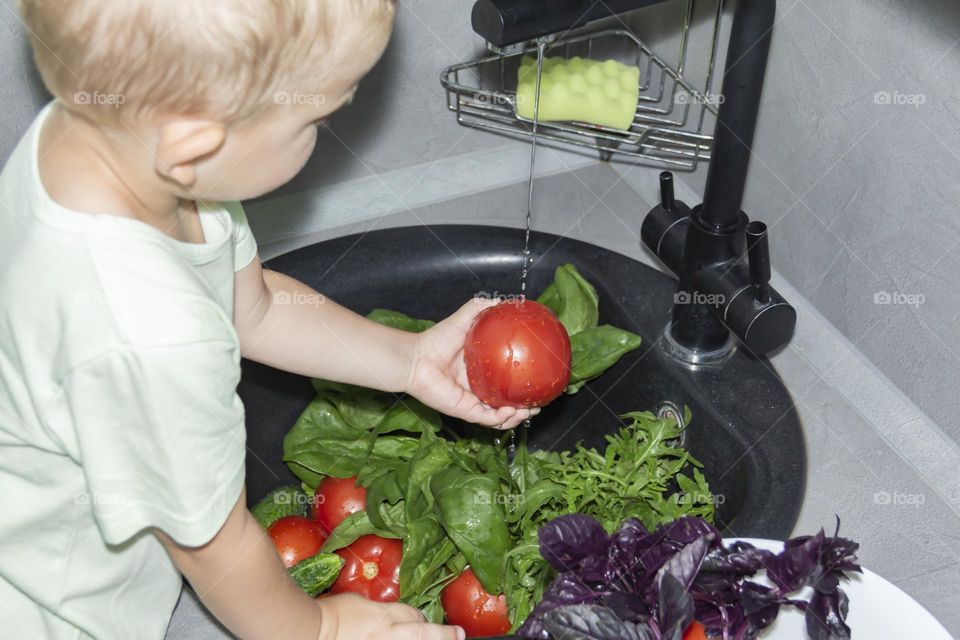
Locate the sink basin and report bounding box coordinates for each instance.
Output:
[241,224,806,538]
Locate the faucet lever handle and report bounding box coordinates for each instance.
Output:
[659,171,675,212]
[746,221,771,303]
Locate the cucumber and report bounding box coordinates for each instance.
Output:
[288,553,344,597]
[250,485,309,529]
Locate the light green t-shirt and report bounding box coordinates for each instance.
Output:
[0,103,255,638]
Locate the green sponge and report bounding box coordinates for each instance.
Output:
[516,56,640,131]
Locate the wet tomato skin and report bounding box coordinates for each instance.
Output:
[441,568,511,637]
[267,515,327,569]
[312,475,367,534]
[464,300,571,409]
[329,534,402,602]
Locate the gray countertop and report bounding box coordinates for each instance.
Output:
[168,163,960,638]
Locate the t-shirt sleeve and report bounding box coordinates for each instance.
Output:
[223,201,258,272]
[61,341,247,547]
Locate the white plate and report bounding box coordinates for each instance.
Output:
[731,539,953,640]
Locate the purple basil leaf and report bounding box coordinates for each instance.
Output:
[542,604,656,640]
[519,573,605,639]
[539,514,609,573]
[811,570,840,595]
[767,530,826,592]
[661,516,722,547]
[740,581,781,632]
[805,589,851,640]
[609,519,651,569]
[599,592,652,623]
[821,536,862,576]
[580,552,613,584]
[657,572,694,640]
[607,518,663,595]
[701,542,775,577]
[659,535,713,590]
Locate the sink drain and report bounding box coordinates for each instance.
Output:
[657,401,686,447]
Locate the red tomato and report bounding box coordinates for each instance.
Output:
[329,535,402,602]
[464,300,571,409]
[267,515,327,569]
[313,476,367,534]
[684,621,708,640]
[441,568,511,637]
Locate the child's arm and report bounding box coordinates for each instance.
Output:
[233,258,534,430]
[157,489,462,640]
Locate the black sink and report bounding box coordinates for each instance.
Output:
[241,224,805,539]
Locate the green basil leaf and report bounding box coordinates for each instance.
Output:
[286,397,364,443]
[283,397,378,482]
[367,308,436,333]
[399,438,455,598]
[537,264,599,336]
[321,510,400,553]
[364,462,408,532]
[370,435,421,460]
[400,515,447,598]
[284,434,375,484]
[331,392,394,432]
[537,282,562,314]
[431,468,511,593]
[566,325,642,394]
[375,399,441,435]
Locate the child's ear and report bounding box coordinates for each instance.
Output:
[154,119,226,188]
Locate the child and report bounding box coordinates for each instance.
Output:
[0,1,535,638]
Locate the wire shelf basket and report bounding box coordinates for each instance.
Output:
[440,0,725,171]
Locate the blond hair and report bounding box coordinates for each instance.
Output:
[18,0,395,122]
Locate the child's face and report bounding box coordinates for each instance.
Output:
[187,23,391,202]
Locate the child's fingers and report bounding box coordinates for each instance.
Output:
[390,622,465,640]
[500,406,539,430]
[385,602,426,624]
[459,400,541,430]
[445,297,499,330]
[455,397,509,427]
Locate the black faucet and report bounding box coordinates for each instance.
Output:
[641,0,795,361]
[471,0,796,361]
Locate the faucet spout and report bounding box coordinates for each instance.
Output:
[699,0,776,229]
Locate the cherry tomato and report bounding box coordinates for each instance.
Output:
[441,568,511,637]
[683,621,708,640]
[329,534,402,602]
[267,515,327,569]
[464,300,571,409]
[312,475,367,534]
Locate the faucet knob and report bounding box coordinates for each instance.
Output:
[659,171,676,212]
[746,220,771,303]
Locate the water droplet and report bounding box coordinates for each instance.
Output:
[513,360,520,368]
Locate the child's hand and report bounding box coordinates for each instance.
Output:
[406,299,538,430]
[317,593,464,640]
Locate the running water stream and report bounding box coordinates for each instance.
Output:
[514,41,547,455]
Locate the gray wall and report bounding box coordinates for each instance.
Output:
[737,0,960,436]
[0,1,51,164]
